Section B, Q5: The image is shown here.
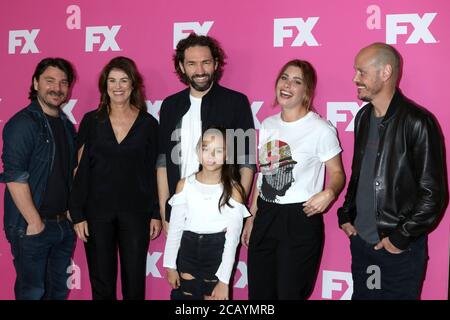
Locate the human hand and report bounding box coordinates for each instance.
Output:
[166,268,180,289]
[341,222,358,238]
[206,281,229,300]
[26,219,45,236]
[303,189,335,217]
[74,221,89,242]
[241,218,254,247]
[374,237,403,254]
[150,219,162,240]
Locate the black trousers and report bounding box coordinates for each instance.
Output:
[350,234,428,300]
[248,197,324,300]
[171,230,225,300]
[84,211,150,300]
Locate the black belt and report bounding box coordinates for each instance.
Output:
[43,212,68,222]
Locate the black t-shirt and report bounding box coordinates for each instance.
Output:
[39,114,70,218]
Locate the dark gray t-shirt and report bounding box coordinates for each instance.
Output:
[355,111,383,244]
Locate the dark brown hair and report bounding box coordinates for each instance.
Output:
[173,33,226,85]
[275,59,317,110]
[198,126,246,211]
[97,56,147,114]
[29,57,75,100]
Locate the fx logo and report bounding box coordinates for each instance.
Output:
[251,101,264,129]
[386,13,437,44]
[62,99,78,124]
[146,100,163,122]
[366,6,437,44]
[85,26,121,52]
[322,270,353,300]
[8,29,40,54]
[233,261,248,288]
[173,21,214,49]
[146,251,163,278]
[145,251,248,288]
[273,17,319,47]
[327,102,367,132]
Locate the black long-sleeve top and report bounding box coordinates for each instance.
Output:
[69,109,160,224]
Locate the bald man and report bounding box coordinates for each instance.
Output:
[337,43,445,299]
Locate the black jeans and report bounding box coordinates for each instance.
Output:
[84,211,150,300]
[171,230,225,300]
[7,218,76,300]
[248,197,324,300]
[350,234,428,300]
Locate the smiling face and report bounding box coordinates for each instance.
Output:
[179,45,217,96]
[33,66,70,112]
[353,48,385,102]
[276,65,308,111]
[106,68,133,105]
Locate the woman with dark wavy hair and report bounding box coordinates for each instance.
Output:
[69,56,161,300]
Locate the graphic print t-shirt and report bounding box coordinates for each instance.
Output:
[257,112,342,204]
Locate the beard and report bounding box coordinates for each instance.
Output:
[356,73,383,102]
[38,90,66,110]
[359,91,372,102]
[356,83,382,102]
[187,73,214,92]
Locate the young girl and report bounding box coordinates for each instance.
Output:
[163,126,250,300]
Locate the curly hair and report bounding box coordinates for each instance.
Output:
[173,33,226,85]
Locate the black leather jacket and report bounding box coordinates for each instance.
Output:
[338,90,446,250]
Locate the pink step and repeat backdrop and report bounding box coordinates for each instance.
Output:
[0,0,449,300]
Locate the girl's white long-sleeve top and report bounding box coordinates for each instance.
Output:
[163,174,250,284]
